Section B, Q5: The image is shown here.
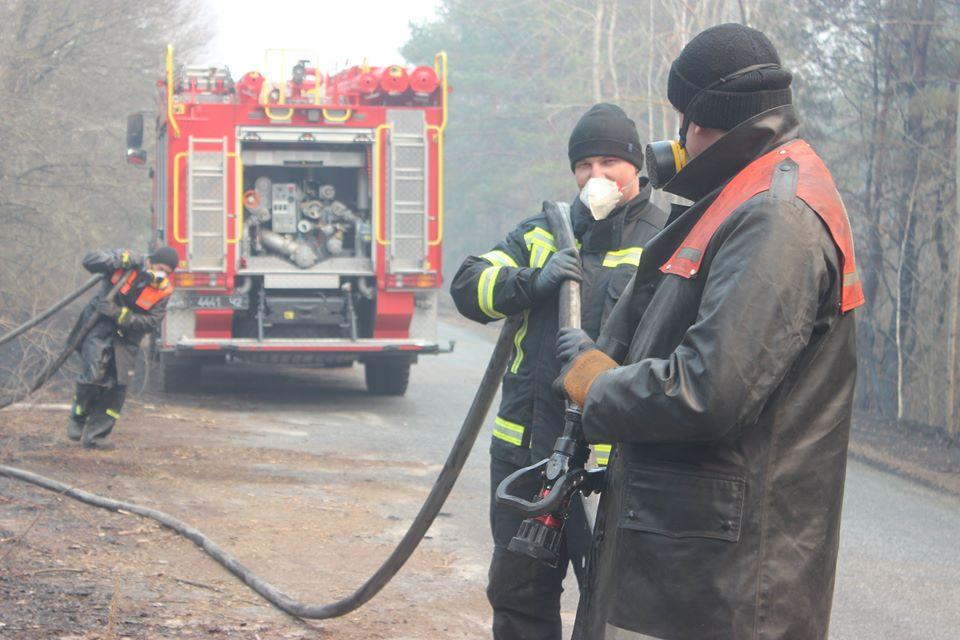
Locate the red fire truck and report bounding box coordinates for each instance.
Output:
[126,47,449,395]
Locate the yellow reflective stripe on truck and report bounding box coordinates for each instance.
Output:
[493,416,526,447]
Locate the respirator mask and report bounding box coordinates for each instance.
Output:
[644,63,781,190]
[146,270,168,287]
[578,177,622,221]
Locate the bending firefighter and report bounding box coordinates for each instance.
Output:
[68,247,178,449]
[451,104,666,639]
[556,24,864,639]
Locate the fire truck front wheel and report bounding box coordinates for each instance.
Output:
[364,360,410,396]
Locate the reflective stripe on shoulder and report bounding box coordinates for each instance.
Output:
[480,250,519,268]
[493,416,526,447]
[524,226,555,248]
[510,310,530,373]
[594,443,612,466]
[477,265,505,319]
[602,247,643,268]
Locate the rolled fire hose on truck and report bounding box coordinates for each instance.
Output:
[0,222,591,618]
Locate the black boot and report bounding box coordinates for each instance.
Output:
[81,385,126,450]
[67,384,97,442]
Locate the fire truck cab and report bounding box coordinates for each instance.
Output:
[127,47,449,395]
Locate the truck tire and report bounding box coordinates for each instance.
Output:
[364,361,410,396]
[157,359,202,394]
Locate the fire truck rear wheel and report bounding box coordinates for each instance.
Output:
[364,361,410,396]
[158,359,203,394]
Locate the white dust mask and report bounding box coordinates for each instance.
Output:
[578,177,622,221]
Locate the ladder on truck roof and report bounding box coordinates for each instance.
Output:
[187,137,228,272]
[387,110,428,273]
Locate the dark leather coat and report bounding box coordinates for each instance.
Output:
[75,250,169,387]
[574,106,859,640]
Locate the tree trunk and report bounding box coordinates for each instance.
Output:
[948,84,960,437]
[592,0,605,103]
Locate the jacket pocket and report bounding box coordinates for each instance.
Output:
[619,465,745,542]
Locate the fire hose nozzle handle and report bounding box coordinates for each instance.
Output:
[495,460,589,516]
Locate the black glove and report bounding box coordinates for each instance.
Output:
[116,249,142,270]
[97,299,121,320]
[530,247,582,302]
[556,327,598,368]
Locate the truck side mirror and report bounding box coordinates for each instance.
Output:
[126,148,148,165]
[126,113,146,166]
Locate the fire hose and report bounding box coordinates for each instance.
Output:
[0,272,133,411]
[0,274,103,348]
[1,209,592,619]
[0,310,523,619]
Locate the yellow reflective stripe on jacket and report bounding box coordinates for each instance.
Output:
[480,250,519,268]
[493,416,526,447]
[602,247,643,268]
[510,310,530,373]
[529,243,551,269]
[594,443,612,466]
[477,265,505,319]
[524,226,555,249]
[117,306,132,325]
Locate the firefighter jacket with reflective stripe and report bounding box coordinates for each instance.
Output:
[73,249,174,387]
[573,106,862,640]
[450,185,666,467]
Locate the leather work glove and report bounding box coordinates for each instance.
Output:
[554,337,617,406]
[556,327,599,368]
[97,298,122,320]
[530,247,582,302]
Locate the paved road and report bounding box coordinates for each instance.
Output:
[174,318,960,638]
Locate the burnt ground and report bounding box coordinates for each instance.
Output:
[0,398,490,640]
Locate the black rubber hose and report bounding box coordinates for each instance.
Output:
[0,274,104,348]
[0,314,522,619]
[0,272,132,411]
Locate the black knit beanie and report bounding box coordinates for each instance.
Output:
[568,103,644,171]
[150,246,179,271]
[668,23,793,131]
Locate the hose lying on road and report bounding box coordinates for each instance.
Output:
[0,273,131,411]
[0,314,522,619]
[0,274,103,348]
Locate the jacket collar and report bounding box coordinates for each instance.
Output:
[573,178,654,253]
[663,105,800,202]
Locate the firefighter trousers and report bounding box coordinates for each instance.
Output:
[488,456,591,640]
[68,382,127,447]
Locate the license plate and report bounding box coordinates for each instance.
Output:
[188,294,249,310]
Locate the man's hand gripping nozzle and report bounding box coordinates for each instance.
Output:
[494,201,606,567]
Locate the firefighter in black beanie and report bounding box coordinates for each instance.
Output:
[451,104,666,639]
[67,246,177,449]
[556,24,862,639]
